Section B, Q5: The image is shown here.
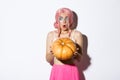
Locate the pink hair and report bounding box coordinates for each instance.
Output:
[54,8,73,29]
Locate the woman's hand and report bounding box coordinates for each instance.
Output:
[50,46,54,54]
[73,47,82,61]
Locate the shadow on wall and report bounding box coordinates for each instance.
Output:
[72,11,91,80]
[79,34,91,80]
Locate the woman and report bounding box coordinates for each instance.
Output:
[46,8,83,80]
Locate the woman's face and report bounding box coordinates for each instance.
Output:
[58,13,70,31]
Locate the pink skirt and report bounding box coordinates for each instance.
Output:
[50,64,80,80]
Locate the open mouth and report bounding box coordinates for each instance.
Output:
[63,25,67,28]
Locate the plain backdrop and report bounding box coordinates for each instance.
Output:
[0,0,120,80]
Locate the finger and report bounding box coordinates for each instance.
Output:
[76,48,79,50]
[74,52,78,55]
[50,50,53,54]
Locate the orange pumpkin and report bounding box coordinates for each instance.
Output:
[52,38,76,60]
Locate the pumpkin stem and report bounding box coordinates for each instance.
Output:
[61,42,65,45]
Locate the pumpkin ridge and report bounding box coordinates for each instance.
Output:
[60,46,63,60]
[65,44,74,53]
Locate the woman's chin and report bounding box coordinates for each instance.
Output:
[61,26,69,31]
[62,28,68,31]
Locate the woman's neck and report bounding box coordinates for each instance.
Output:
[57,29,72,37]
[61,30,69,34]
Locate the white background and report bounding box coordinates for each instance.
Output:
[1,0,120,80]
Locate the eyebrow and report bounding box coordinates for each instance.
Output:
[59,16,69,20]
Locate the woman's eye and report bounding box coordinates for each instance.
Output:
[65,17,69,21]
[59,16,69,22]
[59,17,63,21]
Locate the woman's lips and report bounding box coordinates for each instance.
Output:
[63,25,67,28]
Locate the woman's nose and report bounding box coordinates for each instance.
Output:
[63,19,66,23]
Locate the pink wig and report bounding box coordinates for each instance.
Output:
[54,8,73,29]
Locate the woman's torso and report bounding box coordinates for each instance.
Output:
[52,30,76,65]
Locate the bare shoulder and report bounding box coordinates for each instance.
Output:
[74,30,83,38]
[73,30,83,51]
[47,30,55,38]
[47,31,54,36]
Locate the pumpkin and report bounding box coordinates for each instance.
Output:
[52,38,76,60]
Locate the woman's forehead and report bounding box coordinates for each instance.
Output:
[59,13,69,17]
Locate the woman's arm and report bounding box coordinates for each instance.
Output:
[46,31,54,65]
[73,30,83,61]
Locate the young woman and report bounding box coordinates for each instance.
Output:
[46,7,83,80]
